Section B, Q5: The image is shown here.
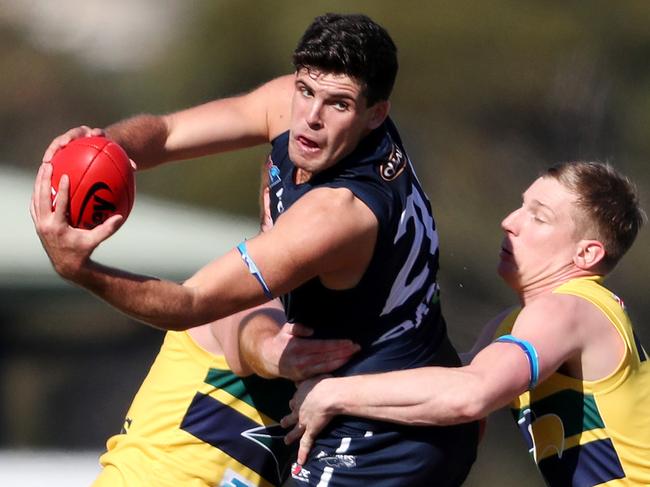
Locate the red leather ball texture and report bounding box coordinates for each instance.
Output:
[50,136,135,229]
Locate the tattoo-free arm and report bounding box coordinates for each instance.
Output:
[32,164,378,334]
[283,295,586,463]
[42,75,295,168]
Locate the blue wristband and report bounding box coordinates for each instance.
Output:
[236,241,273,300]
[495,334,540,390]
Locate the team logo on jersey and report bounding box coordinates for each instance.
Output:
[266,156,281,188]
[379,143,407,181]
[518,408,565,463]
[241,423,288,482]
[316,450,357,468]
[291,463,311,483]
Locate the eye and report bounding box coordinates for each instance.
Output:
[300,86,313,98]
[531,213,546,224]
[332,100,349,112]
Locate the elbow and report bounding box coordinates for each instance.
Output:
[441,385,491,425]
[451,396,487,424]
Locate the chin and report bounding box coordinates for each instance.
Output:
[497,265,519,289]
[288,144,315,168]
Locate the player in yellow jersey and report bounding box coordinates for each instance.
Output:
[283,161,649,486]
[92,306,358,487]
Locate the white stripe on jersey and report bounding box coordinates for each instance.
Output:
[380,186,438,317]
[373,280,438,346]
[316,467,334,487]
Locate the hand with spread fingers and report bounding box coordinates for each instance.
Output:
[238,317,360,382]
[270,323,360,382]
[281,375,334,465]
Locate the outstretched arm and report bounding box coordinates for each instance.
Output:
[41,75,295,168]
[282,294,587,464]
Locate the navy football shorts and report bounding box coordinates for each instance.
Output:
[289,419,478,486]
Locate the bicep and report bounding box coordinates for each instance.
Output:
[243,188,379,297]
[466,343,533,413]
[164,75,293,159]
[182,188,377,322]
[509,297,582,384]
[466,300,581,412]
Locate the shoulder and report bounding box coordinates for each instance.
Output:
[257,74,294,139]
[280,187,377,229]
[509,292,595,365]
[255,74,294,101]
[514,293,582,333]
[257,186,379,286]
[271,187,378,263]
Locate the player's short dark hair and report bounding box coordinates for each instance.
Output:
[292,13,398,106]
[545,161,646,273]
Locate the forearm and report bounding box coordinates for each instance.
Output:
[66,254,265,331]
[316,367,486,426]
[238,308,285,378]
[105,114,170,169]
[209,301,285,377]
[70,259,207,330]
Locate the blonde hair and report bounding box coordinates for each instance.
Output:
[544,161,646,273]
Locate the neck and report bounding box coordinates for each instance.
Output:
[294,168,313,184]
[516,268,597,305]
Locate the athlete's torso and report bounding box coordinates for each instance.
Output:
[496,276,650,486]
[270,120,478,486]
[267,119,454,379]
[96,331,295,487]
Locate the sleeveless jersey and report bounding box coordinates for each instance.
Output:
[495,276,650,486]
[268,119,477,486]
[267,119,453,376]
[93,330,295,487]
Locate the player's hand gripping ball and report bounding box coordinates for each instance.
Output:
[50,136,135,229]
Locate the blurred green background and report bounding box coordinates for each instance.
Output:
[1,1,648,485]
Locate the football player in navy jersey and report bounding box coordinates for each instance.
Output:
[282,161,649,487]
[33,13,478,486]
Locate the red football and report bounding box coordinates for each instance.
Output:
[50,136,135,229]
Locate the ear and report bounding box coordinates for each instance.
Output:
[573,240,606,270]
[367,100,391,130]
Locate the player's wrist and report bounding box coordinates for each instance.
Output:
[316,378,345,416]
[50,249,89,281]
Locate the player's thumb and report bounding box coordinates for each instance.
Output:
[91,214,124,245]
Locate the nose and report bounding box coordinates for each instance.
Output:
[501,207,520,234]
[306,101,323,130]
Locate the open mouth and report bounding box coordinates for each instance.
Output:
[296,135,320,151]
[499,246,513,259]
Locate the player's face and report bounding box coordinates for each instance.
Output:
[288,68,388,180]
[498,177,582,293]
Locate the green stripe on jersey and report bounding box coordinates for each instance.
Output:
[515,389,605,437]
[204,368,295,421]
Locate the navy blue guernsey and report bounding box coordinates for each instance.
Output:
[266,118,458,385]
